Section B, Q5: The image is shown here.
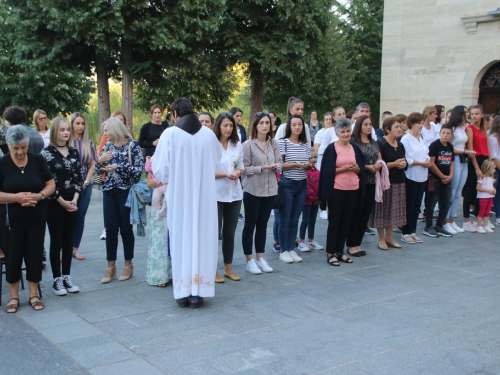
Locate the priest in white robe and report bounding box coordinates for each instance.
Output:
[152,97,222,308]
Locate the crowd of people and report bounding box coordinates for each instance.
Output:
[1,98,500,312]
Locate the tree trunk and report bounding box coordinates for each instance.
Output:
[249,67,264,134]
[96,54,110,135]
[122,39,134,137]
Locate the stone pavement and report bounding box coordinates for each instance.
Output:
[1,187,500,375]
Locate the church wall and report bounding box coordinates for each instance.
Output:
[380,0,500,115]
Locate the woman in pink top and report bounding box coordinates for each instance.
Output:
[318,119,366,267]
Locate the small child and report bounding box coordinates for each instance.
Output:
[297,148,323,251]
[476,160,496,233]
[145,156,167,219]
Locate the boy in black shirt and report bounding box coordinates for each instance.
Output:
[424,125,455,237]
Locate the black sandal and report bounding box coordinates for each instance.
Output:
[336,253,353,264]
[327,254,340,266]
[29,296,44,311]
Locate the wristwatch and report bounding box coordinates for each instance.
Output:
[40,192,45,200]
[84,180,89,186]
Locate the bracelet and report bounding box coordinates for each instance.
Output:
[40,192,45,200]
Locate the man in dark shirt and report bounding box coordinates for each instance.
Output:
[424,125,454,238]
[3,106,44,154]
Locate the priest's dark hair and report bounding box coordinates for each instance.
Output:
[3,106,28,125]
[171,97,194,118]
[283,115,307,143]
[250,112,273,140]
[214,113,239,146]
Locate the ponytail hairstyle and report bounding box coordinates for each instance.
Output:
[471,104,485,133]
[286,97,304,118]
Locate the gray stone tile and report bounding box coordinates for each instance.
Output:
[216,347,280,372]
[0,332,83,375]
[90,358,164,375]
[38,320,103,344]
[0,313,32,337]
[20,308,82,330]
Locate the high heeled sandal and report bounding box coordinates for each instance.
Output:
[119,264,134,281]
[101,266,116,284]
[72,250,85,260]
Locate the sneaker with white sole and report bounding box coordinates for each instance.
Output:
[442,223,457,235]
[319,211,328,220]
[100,228,106,240]
[256,258,273,272]
[52,277,68,296]
[288,250,303,262]
[307,240,324,250]
[463,222,477,232]
[484,226,494,233]
[496,218,500,225]
[435,226,453,237]
[279,251,294,263]
[487,222,495,230]
[450,222,464,233]
[246,259,262,274]
[477,226,486,234]
[423,227,438,237]
[62,275,80,293]
[297,240,310,252]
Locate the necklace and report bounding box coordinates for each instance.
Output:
[17,158,28,173]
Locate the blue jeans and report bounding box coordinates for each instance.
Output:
[273,209,280,241]
[278,177,307,252]
[103,188,134,261]
[299,204,319,240]
[73,185,93,248]
[402,178,426,235]
[447,156,468,220]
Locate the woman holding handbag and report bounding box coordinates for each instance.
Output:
[241,112,281,275]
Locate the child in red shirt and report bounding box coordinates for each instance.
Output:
[298,148,323,251]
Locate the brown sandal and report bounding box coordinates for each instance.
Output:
[5,298,20,313]
[73,250,85,260]
[29,296,44,311]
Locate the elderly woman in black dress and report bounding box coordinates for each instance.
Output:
[0,126,55,312]
[319,119,365,266]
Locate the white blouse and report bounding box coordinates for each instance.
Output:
[452,126,468,152]
[216,141,244,202]
[38,129,51,148]
[488,134,499,160]
[420,123,439,148]
[401,133,430,183]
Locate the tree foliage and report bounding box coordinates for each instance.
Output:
[0,3,94,119]
[333,0,384,121]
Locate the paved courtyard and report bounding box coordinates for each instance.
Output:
[1,187,500,375]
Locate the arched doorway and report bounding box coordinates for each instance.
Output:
[479,62,500,115]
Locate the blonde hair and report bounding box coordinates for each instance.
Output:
[33,109,48,131]
[50,117,71,147]
[481,160,496,178]
[309,147,318,156]
[423,106,436,117]
[102,117,130,147]
[70,112,93,167]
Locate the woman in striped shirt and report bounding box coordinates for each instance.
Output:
[278,115,311,264]
[70,112,97,260]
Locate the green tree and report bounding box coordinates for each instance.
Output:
[334,0,384,123]
[222,0,342,122]
[0,2,94,119]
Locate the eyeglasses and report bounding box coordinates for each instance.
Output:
[255,111,270,117]
[39,117,48,121]
[218,112,233,117]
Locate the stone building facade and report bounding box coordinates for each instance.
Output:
[380,0,500,116]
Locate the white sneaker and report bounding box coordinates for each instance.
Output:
[320,211,328,220]
[246,259,262,274]
[487,222,495,230]
[495,218,500,225]
[443,223,457,235]
[256,258,273,273]
[477,226,486,234]
[288,250,303,262]
[297,240,310,252]
[100,228,106,240]
[450,222,464,233]
[307,240,324,250]
[463,222,477,232]
[484,226,494,233]
[279,251,294,263]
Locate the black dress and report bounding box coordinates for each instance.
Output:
[138,122,168,158]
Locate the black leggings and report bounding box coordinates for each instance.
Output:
[463,156,488,218]
[217,200,242,264]
[346,185,375,247]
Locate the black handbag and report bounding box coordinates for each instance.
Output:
[273,140,286,209]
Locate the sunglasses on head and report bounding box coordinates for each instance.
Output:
[218,112,233,117]
[255,111,270,117]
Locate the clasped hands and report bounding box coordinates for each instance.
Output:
[98,152,117,172]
